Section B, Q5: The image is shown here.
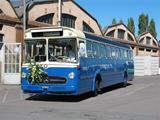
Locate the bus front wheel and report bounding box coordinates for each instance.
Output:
[92,77,101,96]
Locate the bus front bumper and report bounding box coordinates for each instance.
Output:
[22,84,77,95]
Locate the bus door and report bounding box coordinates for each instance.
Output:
[79,41,93,93]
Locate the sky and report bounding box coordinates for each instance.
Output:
[76,0,160,40]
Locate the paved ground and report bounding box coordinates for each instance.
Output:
[0,76,160,120]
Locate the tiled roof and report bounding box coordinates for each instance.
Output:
[0,13,21,24]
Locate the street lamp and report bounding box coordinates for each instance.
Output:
[23,0,26,38]
[23,0,33,38]
[58,0,62,26]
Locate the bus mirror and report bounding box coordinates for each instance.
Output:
[79,42,85,56]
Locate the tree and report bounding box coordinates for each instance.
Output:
[119,19,123,24]
[127,17,135,34]
[148,18,157,38]
[138,14,149,35]
[112,18,117,25]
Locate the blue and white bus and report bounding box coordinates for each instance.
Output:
[21,26,134,96]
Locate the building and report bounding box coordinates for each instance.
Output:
[103,23,160,57]
[0,0,23,44]
[27,0,102,35]
[0,0,23,84]
[137,32,159,57]
[103,23,138,55]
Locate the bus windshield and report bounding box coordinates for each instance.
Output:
[24,39,46,63]
[48,38,77,63]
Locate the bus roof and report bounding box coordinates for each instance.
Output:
[25,26,131,49]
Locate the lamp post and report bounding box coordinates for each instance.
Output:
[58,0,62,26]
[23,0,26,38]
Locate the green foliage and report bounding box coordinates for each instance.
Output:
[127,17,135,34]
[138,13,149,35]
[119,19,123,24]
[112,18,117,25]
[27,60,47,84]
[148,18,157,38]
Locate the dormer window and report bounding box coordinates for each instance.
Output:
[36,13,54,24]
[83,21,94,33]
[61,14,76,28]
[118,29,125,39]
[146,37,151,45]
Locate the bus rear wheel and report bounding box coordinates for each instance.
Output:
[122,72,128,87]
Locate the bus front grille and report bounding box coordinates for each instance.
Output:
[46,76,66,84]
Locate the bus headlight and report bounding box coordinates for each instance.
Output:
[22,72,26,78]
[68,72,75,79]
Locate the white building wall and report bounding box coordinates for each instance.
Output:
[134,56,159,76]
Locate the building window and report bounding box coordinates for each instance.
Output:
[36,13,54,24]
[153,49,157,53]
[139,48,145,51]
[128,33,134,41]
[0,24,3,30]
[146,37,151,45]
[131,47,135,50]
[0,34,3,49]
[0,34,3,42]
[146,49,151,52]
[118,29,125,39]
[0,9,3,14]
[106,30,114,37]
[83,21,94,33]
[61,14,76,28]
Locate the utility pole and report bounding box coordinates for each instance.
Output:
[58,0,62,26]
[23,0,26,38]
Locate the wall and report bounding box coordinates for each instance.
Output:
[2,25,16,43]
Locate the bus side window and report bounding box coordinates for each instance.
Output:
[124,50,127,59]
[130,51,133,60]
[120,49,124,59]
[111,47,116,58]
[79,41,86,57]
[97,43,101,58]
[106,45,111,58]
[100,44,106,58]
[128,51,132,60]
[92,42,99,58]
[115,48,119,59]
[86,41,92,57]
[118,48,121,59]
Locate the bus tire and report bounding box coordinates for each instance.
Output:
[122,72,128,87]
[91,75,101,97]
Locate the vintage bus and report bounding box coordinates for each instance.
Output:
[21,26,134,96]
